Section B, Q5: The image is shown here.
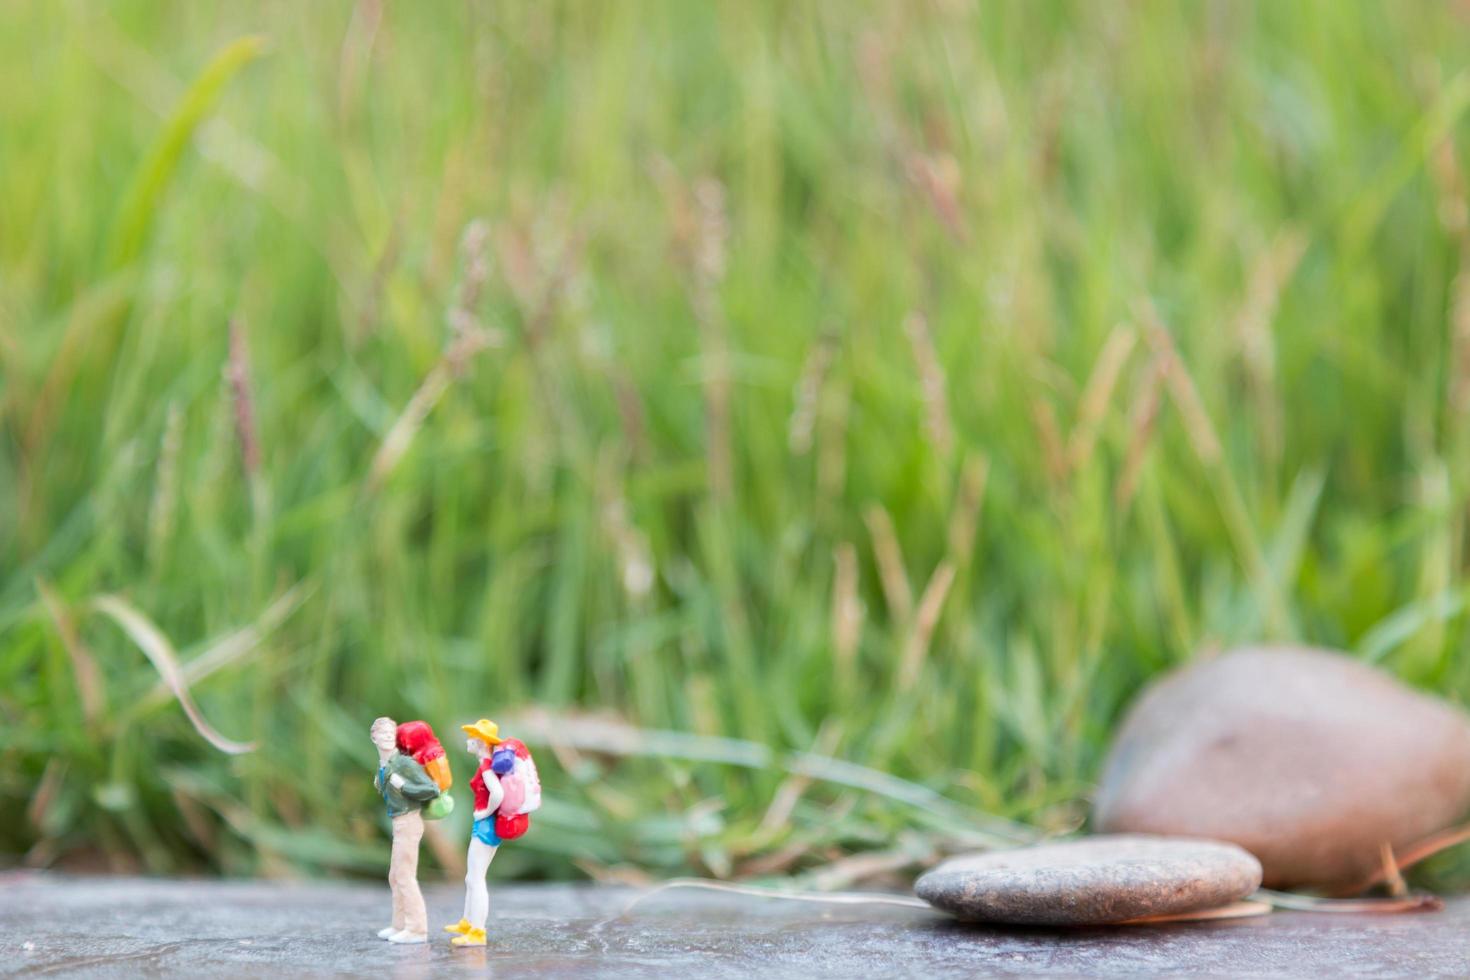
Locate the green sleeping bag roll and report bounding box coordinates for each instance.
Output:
[423,792,454,821]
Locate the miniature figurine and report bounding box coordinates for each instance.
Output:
[371,716,447,944]
[443,719,542,947]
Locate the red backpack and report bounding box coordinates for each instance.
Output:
[397,720,454,819]
[491,738,541,840]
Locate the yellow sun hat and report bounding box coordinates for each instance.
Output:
[461,719,503,745]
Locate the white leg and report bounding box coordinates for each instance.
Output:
[465,837,499,931]
[460,844,474,923]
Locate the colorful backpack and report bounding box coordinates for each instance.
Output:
[397,720,454,820]
[490,738,541,840]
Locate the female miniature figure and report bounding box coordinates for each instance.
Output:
[371,716,444,944]
[443,719,541,947]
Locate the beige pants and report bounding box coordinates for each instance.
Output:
[389,810,426,936]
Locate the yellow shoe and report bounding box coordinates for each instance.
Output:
[443,918,471,936]
[451,927,487,947]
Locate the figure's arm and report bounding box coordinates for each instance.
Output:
[481,768,505,814]
[395,757,442,802]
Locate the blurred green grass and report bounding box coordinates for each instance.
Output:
[6,0,1470,886]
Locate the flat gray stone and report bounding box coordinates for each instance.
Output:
[915,835,1263,925]
[4,871,1468,977]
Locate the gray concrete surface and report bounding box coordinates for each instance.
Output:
[2,871,1468,977]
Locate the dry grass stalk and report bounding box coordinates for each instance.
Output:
[1114,354,1168,510]
[1350,820,1470,893]
[494,221,540,317]
[169,785,219,853]
[1234,230,1306,459]
[653,160,733,499]
[856,22,967,243]
[897,560,956,690]
[611,368,648,463]
[1259,889,1443,913]
[789,332,836,455]
[350,212,404,345]
[1033,66,1072,189]
[1141,302,1287,632]
[863,505,913,622]
[447,218,493,350]
[757,779,814,843]
[817,373,851,506]
[1067,323,1137,473]
[21,276,134,495]
[1138,301,1223,465]
[1378,841,1408,897]
[495,208,590,474]
[1434,138,1470,421]
[801,842,937,891]
[598,446,655,601]
[422,821,465,880]
[735,838,817,877]
[336,0,383,123]
[1432,136,1470,243]
[226,317,260,476]
[574,859,656,887]
[830,543,863,686]
[854,30,895,138]
[147,402,183,565]
[620,878,930,914]
[366,360,456,491]
[693,178,733,501]
[758,723,841,839]
[946,452,989,568]
[904,151,967,241]
[367,220,501,491]
[1031,399,1068,486]
[1124,900,1273,924]
[903,312,954,456]
[36,580,106,723]
[1449,254,1470,420]
[26,758,68,832]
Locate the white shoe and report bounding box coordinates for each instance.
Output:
[377,926,398,939]
[388,930,427,944]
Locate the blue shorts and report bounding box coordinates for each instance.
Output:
[472,817,501,847]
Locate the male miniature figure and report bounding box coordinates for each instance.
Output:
[371,716,442,944]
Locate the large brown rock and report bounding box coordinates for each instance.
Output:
[915,835,1262,925]
[1094,645,1470,890]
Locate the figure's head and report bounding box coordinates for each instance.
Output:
[370,717,398,754]
[460,718,502,757]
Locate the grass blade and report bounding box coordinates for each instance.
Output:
[91,595,257,754]
[105,34,268,269]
